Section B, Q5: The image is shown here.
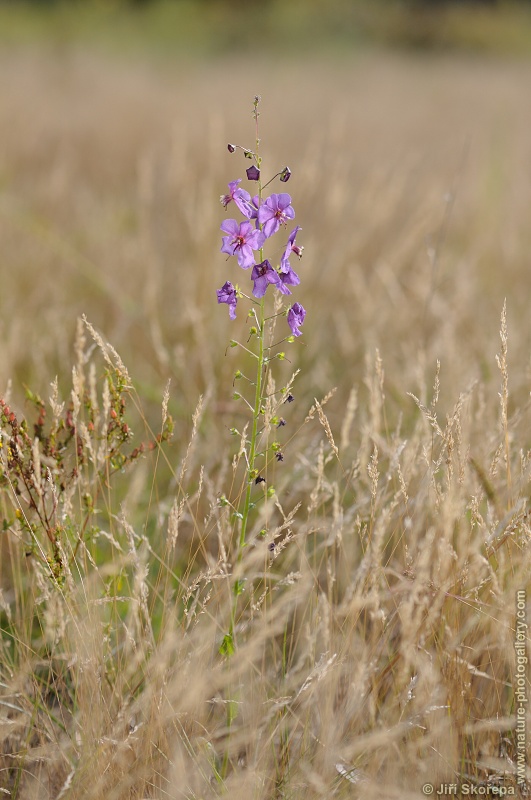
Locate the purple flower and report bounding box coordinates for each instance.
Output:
[257,193,295,239]
[279,226,303,287]
[221,219,265,269]
[217,281,238,320]
[220,179,253,218]
[287,302,306,337]
[251,260,291,299]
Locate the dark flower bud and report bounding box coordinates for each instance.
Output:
[246,165,260,181]
[277,418,286,427]
[286,393,295,403]
[275,452,284,462]
[227,143,236,153]
[279,166,291,183]
[255,475,266,485]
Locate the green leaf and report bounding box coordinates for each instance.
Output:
[219,633,235,657]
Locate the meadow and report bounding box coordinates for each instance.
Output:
[0,39,530,798]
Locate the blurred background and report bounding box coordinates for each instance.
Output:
[2,0,531,55]
[1,0,531,54]
[0,0,530,445]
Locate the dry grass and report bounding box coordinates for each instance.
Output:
[0,46,530,798]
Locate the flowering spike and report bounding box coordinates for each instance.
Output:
[216,105,306,663]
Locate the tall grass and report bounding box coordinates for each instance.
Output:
[0,48,530,797]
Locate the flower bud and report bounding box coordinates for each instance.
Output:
[227,143,236,153]
[246,165,260,181]
[280,166,291,183]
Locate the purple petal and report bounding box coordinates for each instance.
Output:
[261,218,278,239]
[276,193,292,210]
[257,204,274,225]
[280,265,300,286]
[234,192,252,218]
[249,195,260,219]
[220,218,239,236]
[221,235,236,257]
[288,225,301,245]
[237,244,255,269]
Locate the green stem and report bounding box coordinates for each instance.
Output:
[239,296,265,555]
[228,294,265,643]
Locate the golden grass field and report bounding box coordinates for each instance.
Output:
[0,41,530,798]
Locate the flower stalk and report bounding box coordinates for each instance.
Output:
[217,97,306,657]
